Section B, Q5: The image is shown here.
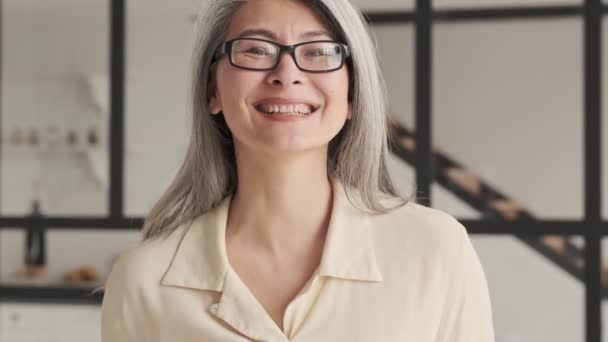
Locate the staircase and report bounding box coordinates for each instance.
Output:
[387,120,598,294]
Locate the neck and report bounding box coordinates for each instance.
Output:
[226,144,334,259]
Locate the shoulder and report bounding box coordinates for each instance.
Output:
[104,219,193,290]
[100,219,196,340]
[372,199,467,245]
[368,199,468,266]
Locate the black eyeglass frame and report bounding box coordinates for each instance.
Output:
[212,37,351,73]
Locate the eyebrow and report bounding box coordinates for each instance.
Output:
[234,28,333,41]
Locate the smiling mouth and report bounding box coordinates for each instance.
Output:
[254,104,319,116]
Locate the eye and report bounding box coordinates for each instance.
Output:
[306,49,331,57]
[246,47,272,55]
[303,45,341,57]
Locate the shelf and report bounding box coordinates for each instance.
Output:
[0,285,103,304]
[1,145,96,155]
[0,278,104,304]
[1,276,103,287]
[0,216,144,229]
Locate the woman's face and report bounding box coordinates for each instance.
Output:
[208,0,352,155]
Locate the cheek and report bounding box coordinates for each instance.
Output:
[217,70,259,110]
[333,69,350,97]
[324,72,350,108]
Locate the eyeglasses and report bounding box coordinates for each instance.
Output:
[213,38,351,73]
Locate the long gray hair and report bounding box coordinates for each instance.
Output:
[141,0,413,241]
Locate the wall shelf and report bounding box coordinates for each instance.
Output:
[0,283,103,304]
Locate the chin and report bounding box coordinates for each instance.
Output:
[260,139,329,155]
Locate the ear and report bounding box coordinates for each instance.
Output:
[346,102,352,120]
[208,77,222,115]
[209,96,221,115]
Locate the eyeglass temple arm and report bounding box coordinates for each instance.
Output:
[210,42,228,65]
[343,44,351,57]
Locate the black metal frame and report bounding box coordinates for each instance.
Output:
[0,1,605,340]
[583,1,602,341]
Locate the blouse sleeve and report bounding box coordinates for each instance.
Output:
[100,253,141,342]
[435,223,496,342]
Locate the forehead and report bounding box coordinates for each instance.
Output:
[226,0,335,41]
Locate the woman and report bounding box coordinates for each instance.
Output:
[101,0,495,341]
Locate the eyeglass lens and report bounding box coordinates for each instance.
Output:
[230,39,344,71]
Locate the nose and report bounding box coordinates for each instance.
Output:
[266,50,303,86]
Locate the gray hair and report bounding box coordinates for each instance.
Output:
[141,0,413,241]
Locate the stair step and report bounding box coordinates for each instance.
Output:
[445,167,482,195]
[400,137,415,152]
[490,199,522,219]
[542,236,566,253]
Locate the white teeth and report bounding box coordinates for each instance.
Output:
[257,103,314,115]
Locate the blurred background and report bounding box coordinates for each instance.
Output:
[0,0,606,341]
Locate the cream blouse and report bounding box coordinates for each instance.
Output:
[101,178,495,341]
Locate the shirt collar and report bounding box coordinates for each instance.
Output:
[161,177,383,291]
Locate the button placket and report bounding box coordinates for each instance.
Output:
[282,268,324,339]
[208,268,290,342]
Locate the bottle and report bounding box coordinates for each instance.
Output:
[87,126,98,146]
[28,127,39,146]
[25,199,46,267]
